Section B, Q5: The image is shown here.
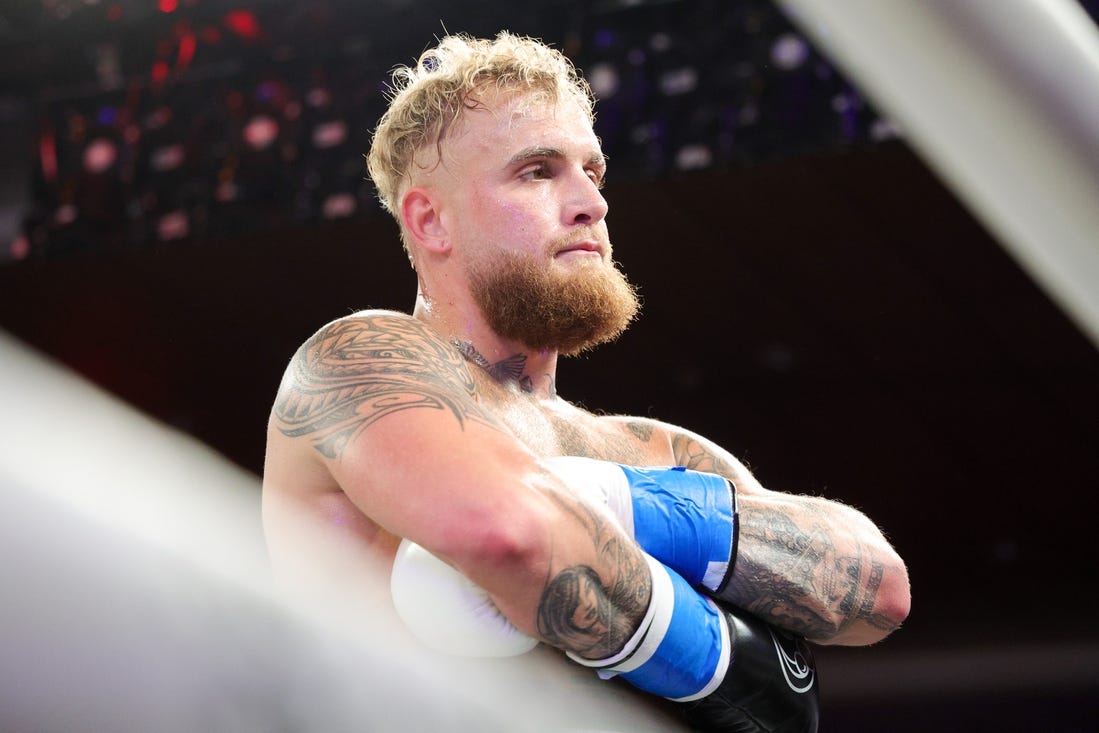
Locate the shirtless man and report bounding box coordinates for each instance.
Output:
[263,32,910,731]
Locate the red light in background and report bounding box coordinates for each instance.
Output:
[10,234,30,261]
[312,120,348,149]
[159,0,178,13]
[39,131,58,182]
[157,210,190,241]
[177,31,197,70]
[244,115,279,150]
[201,26,222,45]
[83,138,118,174]
[151,60,170,85]
[151,143,186,172]
[224,10,262,41]
[225,90,245,114]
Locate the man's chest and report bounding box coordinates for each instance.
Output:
[483,392,668,467]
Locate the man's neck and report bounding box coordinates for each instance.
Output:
[413,295,559,398]
[451,340,545,395]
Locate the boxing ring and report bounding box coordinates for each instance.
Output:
[3,0,1099,729]
[779,0,1099,349]
[0,330,687,731]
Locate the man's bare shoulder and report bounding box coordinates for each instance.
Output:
[282,309,468,383]
[307,308,438,351]
[595,413,665,443]
[591,413,758,485]
[271,309,488,459]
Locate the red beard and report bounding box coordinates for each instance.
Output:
[468,249,640,356]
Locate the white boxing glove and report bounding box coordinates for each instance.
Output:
[390,538,538,658]
[543,455,635,536]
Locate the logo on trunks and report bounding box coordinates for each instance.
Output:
[769,628,815,693]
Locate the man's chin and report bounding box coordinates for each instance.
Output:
[470,252,640,356]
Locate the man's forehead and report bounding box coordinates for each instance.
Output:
[407,89,600,183]
[451,89,599,155]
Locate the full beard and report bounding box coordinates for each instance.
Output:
[468,249,641,357]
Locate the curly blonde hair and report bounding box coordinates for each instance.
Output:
[366,32,594,253]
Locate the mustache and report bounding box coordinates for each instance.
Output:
[547,225,610,255]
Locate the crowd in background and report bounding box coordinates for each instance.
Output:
[3,0,1092,260]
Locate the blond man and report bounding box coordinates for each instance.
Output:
[263,32,909,731]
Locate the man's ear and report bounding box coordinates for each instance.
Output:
[401,187,449,254]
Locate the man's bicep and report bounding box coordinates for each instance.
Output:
[344,409,536,537]
[272,312,534,544]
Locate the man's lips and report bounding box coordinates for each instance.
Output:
[554,240,604,257]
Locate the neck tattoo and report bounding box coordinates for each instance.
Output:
[452,340,534,393]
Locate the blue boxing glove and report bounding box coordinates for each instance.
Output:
[392,457,818,730]
[392,541,818,730]
[565,553,729,700]
[545,456,739,597]
[546,458,819,730]
[568,554,819,732]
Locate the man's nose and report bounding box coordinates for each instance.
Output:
[566,173,609,226]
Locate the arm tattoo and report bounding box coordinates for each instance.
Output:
[731,509,895,637]
[535,491,651,659]
[725,505,838,636]
[273,315,502,458]
[671,432,896,638]
[625,419,655,443]
[671,432,739,476]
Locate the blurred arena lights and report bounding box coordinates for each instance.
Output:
[4,0,917,259]
[82,137,118,173]
[5,0,1097,297]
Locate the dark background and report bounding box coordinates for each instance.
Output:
[2,1,1097,730]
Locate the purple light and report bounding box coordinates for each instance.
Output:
[588,63,620,99]
[770,33,809,70]
[97,106,117,126]
[256,80,280,101]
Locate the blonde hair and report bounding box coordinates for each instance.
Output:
[366,32,594,253]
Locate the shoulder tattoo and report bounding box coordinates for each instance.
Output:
[273,315,501,458]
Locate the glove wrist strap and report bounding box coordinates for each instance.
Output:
[713,478,739,596]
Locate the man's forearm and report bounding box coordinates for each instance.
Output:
[668,430,910,645]
[726,492,909,645]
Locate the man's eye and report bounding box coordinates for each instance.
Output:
[522,164,550,180]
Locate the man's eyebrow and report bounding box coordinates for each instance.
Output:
[508,146,564,165]
[508,147,608,168]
